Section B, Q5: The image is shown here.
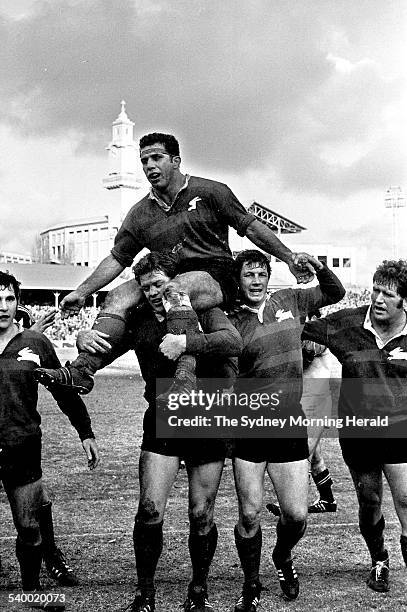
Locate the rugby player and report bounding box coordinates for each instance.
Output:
[14,306,81,586]
[79,252,242,612]
[34,133,316,397]
[303,259,407,593]
[0,272,99,611]
[267,312,337,517]
[229,250,344,609]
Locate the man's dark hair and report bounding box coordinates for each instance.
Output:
[133,251,179,283]
[234,249,271,279]
[139,133,180,157]
[0,271,20,301]
[373,260,407,299]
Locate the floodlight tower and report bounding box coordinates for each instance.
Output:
[384,186,405,258]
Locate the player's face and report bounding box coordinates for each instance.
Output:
[371,283,406,325]
[239,262,269,307]
[139,270,171,314]
[0,285,17,331]
[140,143,180,193]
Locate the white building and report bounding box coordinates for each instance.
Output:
[40,101,143,267]
[0,251,32,264]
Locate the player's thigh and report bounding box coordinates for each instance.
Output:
[348,466,383,508]
[138,451,180,521]
[187,460,224,508]
[6,478,43,538]
[233,458,266,516]
[172,272,223,311]
[267,459,309,521]
[102,279,144,314]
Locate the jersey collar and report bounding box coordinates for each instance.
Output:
[148,174,190,212]
[363,306,407,348]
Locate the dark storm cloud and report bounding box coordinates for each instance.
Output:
[0,0,405,197]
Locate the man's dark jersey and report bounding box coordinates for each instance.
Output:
[229,266,345,419]
[111,176,256,268]
[0,327,94,447]
[304,305,407,428]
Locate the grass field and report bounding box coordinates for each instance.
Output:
[1,373,406,611]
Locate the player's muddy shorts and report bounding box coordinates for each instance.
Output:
[141,434,227,466]
[233,435,309,463]
[0,436,42,489]
[340,422,407,470]
[176,257,238,311]
[141,404,227,464]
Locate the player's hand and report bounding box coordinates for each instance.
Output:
[82,438,100,470]
[159,334,187,360]
[288,252,321,284]
[77,329,112,354]
[30,309,57,333]
[60,291,86,318]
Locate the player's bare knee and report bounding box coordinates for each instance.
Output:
[137,498,162,524]
[189,499,214,533]
[241,507,261,534]
[281,507,307,524]
[102,283,142,316]
[395,492,407,512]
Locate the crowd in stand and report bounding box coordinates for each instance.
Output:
[23,288,371,347]
[28,305,99,347]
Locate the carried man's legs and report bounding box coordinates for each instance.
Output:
[35,270,227,396]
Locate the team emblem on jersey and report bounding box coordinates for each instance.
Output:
[187,197,201,211]
[17,347,41,366]
[387,346,407,361]
[275,309,294,322]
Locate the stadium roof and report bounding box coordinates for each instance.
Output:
[248,201,306,233]
[0,262,126,292]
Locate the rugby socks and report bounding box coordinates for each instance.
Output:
[189,523,218,589]
[71,313,127,375]
[234,525,262,585]
[272,519,306,567]
[16,537,42,591]
[360,515,387,563]
[38,501,56,557]
[312,468,335,503]
[133,520,163,595]
[400,535,407,566]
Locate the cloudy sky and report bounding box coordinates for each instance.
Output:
[1,0,406,284]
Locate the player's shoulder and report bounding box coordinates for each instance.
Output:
[326,305,367,326]
[189,175,230,193]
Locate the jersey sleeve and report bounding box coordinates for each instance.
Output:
[186,307,243,357]
[38,336,95,441]
[295,265,345,317]
[212,182,257,237]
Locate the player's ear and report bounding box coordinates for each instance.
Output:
[172,155,181,169]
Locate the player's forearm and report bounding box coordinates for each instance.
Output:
[245,219,292,263]
[316,265,346,305]
[52,389,95,440]
[75,254,125,298]
[186,310,243,356]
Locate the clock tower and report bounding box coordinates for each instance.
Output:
[102,101,142,232]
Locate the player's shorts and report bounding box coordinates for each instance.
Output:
[176,257,238,311]
[0,436,42,489]
[141,407,227,465]
[340,424,407,470]
[233,436,309,463]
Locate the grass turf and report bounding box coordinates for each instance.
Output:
[1,374,406,611]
